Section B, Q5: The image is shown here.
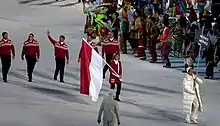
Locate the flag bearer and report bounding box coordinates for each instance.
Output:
[46,30,69,83]
[102,32,119,79]
[0,32,15,83]
[21,33,40,82]
[78,35,99,62]
[183,67,203,124]
[109,53,122,101]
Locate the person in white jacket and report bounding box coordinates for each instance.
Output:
[183,67,203,124]
[97,89,120,126]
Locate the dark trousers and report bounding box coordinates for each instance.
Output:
[103,54,113,77]
[0,55,11,81]
[25,55,37,81]
[162,44,171,66]
[110,82,121,99]
[149,46,157,62]
[54,58,66,81]
[206,60,214,77]
[122,33,129,53]
[164,53,171,66]
[130,39,139,49]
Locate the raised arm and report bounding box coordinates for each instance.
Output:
[47,31,56,45]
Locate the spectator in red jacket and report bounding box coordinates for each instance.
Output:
[158,21,171,68]
[47,30,69,83]
[0,32,15,83]
[109,52,122,101]
[102,31,119,79]
[21,33,40,82]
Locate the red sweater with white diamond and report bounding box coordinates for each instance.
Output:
[48,35,69,60]
[0,39,15,56]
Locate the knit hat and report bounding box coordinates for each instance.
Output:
[108,89,115,96]
[187,67,193,73]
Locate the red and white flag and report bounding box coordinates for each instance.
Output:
[80,38,103,102]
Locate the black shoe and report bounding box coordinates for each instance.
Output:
[60,80,65,83]
[163,65,171,68]
[149,59,157,63]
[204,76,210,79]
[114,98,120,101]
[182,70,187,73]
[3,79,7,83]
[122,51,127,54]
[140,57,146,60]
[54,77,57,80]
[28,79,32,82]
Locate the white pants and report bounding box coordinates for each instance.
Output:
[103,120,115,126]
[186,97,199,120]
[184,57,193,66]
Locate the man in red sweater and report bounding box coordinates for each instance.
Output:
[102,32,119,79]
[47,30,69,83]
[0,32,15,83]
[21,33,40,82]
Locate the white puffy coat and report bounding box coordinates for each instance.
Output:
[183,74,203,115]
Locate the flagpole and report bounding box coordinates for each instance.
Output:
[82,38,121,78]
[196,26,204,75]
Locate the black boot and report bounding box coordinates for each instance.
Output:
[3,79,7,83]
[28,74,32,82]
[182,64,188,73]
[163,64,171,68]
[114,93,120,101]
[3,75,7,83]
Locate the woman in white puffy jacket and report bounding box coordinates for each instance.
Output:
[183,67,203,124]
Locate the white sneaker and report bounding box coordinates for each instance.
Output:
[185,119,191,124]
[191,119,198,124]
